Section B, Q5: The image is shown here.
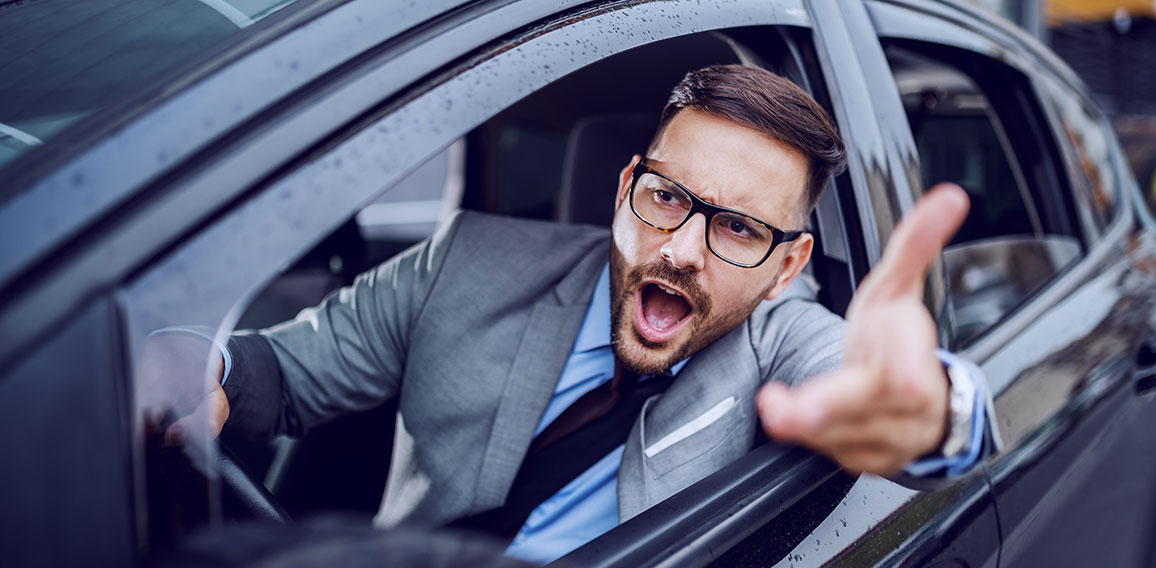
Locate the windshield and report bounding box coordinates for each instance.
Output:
[0,0,296,170]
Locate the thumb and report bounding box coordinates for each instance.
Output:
[871,183,969,299]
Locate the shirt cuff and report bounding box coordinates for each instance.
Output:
[148,326,233,387]
[901,350,990,478]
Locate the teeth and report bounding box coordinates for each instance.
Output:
[657,284,678,295]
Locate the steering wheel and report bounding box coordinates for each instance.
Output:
[216,440,291,523]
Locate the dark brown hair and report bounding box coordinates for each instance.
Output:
[653,64,847,220]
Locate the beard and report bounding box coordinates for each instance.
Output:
[608,243,774,376]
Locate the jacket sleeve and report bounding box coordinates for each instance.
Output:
[223,212,465,439]
[749,276,846,388]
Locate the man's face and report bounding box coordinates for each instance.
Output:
[609,109,814,375]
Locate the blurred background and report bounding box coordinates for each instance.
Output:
[978,0,1156,206]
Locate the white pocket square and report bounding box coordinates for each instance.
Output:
[644,396,737,458]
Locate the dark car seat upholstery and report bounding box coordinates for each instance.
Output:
[557,113,659,226]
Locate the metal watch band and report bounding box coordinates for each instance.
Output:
[942,360,977,458]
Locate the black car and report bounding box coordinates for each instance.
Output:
[2,0,1155,566]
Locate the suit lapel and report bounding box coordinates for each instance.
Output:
[473,238,609,510]
[619,320,761,521]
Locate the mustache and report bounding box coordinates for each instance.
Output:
[627,260,711,318]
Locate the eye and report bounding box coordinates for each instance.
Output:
[647,185,685,208]
[726,219,754,236]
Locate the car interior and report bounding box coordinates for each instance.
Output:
[215,26,864,526]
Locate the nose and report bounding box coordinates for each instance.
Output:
[660,213,708,272]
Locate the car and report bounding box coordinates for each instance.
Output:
[2,0,1155,566]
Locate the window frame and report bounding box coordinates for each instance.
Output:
[1033,71,1126,237]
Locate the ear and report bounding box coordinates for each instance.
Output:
[763,233,814,301]
[614,155,643,212]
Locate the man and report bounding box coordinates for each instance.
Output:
[163,64,993,564]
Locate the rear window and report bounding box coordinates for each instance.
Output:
[885,44,1083,346]
[0,0,296,170]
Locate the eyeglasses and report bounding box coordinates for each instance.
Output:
[628,161,802,268]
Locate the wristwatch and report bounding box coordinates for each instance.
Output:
[941,360,977,458]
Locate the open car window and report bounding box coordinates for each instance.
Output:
[115,1,856,561]
[224,25,859,563]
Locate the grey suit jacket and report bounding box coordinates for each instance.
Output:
[224,210,845,527]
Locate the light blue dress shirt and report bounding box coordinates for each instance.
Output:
[504,263,989,565]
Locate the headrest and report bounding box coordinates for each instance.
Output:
[557,113,659,226]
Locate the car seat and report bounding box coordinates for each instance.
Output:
[556,113,659,226]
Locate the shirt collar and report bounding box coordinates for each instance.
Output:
[574,262,691,376]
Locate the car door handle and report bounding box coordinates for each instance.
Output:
[1136,342,1156,395]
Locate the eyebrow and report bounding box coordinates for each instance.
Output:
[644,159,776,223]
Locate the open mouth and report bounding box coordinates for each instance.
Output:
[635,281,694,343]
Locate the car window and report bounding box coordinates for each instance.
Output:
[228,26,808,502]
[885,44,1084,346]
[117,0,821,552]
[0,0,298,171]
[356,140,465,243]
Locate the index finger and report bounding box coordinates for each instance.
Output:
[871,183,970,299]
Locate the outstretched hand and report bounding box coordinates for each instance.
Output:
[758,183,970,475]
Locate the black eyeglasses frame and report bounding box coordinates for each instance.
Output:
[628,161,803,268]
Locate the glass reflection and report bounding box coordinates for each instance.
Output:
[0,0,296,171]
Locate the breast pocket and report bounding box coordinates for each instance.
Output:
[642,395,750,479]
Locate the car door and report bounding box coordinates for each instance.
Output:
[868,2,1156,567]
